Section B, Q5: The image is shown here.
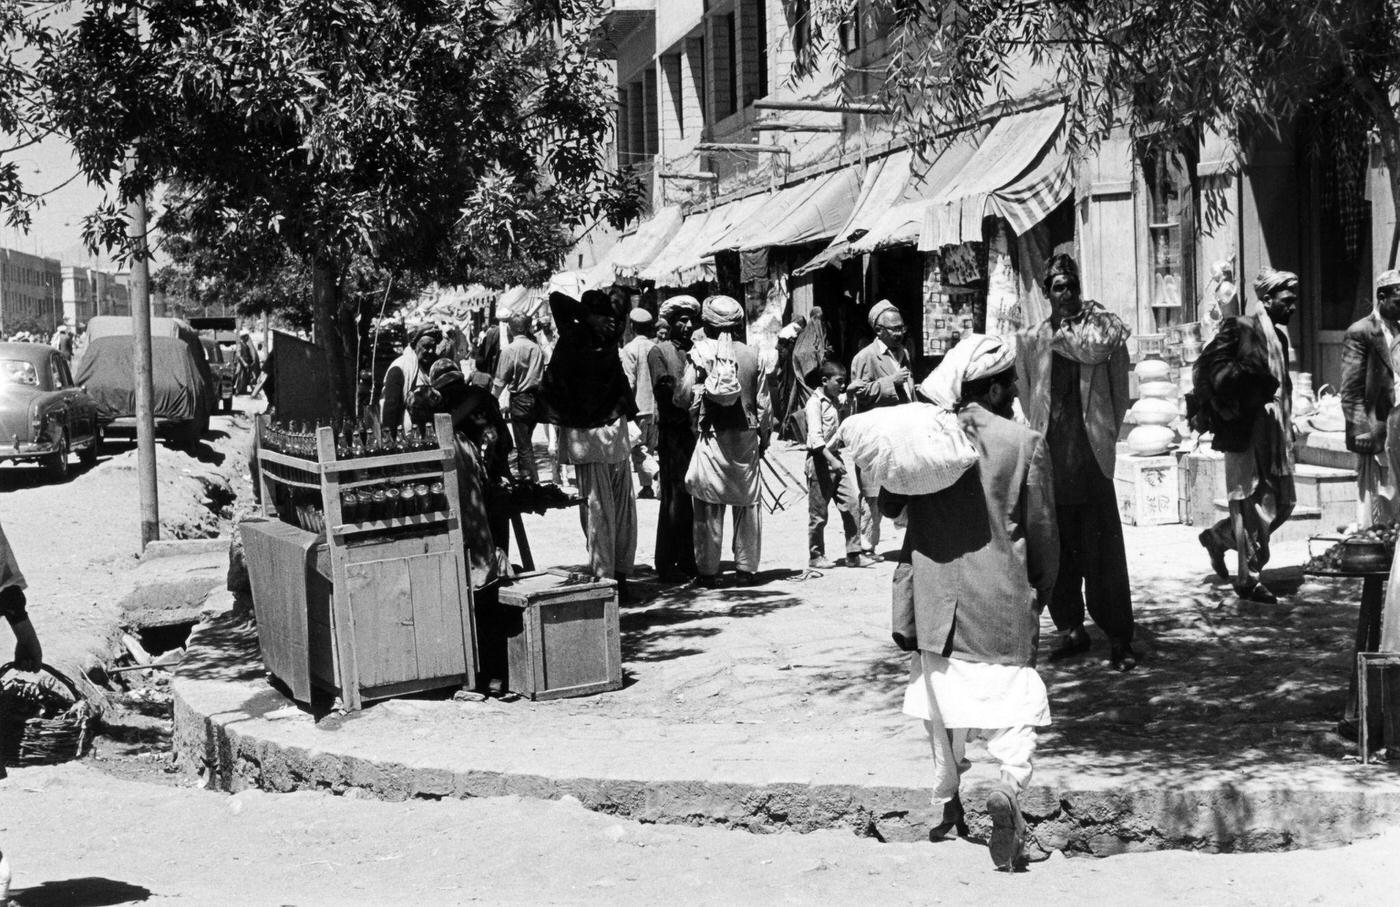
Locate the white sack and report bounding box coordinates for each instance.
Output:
[837,403,978,496]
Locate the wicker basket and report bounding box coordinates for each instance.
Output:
[0,662,95,767]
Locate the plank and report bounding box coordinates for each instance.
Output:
[345,557,417,689]
[408,552,467,680]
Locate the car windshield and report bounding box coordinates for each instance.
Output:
[0,360,38,386]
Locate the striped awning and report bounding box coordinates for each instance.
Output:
[919,104,1069,249]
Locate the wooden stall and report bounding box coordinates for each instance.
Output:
[247,413,476,710]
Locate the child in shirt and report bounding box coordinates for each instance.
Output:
[804,361,874,568]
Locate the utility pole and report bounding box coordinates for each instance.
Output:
[126,10,158,551]
[127,155,159,551]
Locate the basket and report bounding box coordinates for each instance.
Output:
[0,662,95,767]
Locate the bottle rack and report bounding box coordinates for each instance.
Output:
[252,412,476,711]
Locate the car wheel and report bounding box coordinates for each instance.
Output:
[43,428,70,480]
[79,425,102,467]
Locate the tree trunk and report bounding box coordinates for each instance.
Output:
[311,256,352,422]
[1381,117,1400,269]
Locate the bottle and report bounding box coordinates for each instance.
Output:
[342,490,360,523]
[429,481,446,513]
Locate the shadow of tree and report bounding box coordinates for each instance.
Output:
[621,584,804,664]
[11,877,152,906]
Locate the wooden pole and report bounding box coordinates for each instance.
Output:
[694,143,791,154]
[126,154,159,550]
[752,99,889,114]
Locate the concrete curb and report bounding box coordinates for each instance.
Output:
[170,617,1400,856]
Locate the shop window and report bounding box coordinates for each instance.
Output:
[1142,151,1195,326]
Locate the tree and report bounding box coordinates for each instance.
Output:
[803,0,1400,262]
[44,0,618,417]
[0,0,59,229]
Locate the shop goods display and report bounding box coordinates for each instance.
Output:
[1307,524,1398,574]
[1126,424,1177,457]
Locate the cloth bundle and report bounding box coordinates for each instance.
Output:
[836,403,978,495]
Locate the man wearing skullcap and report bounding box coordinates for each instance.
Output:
[847,299,914,562]
[677,295,771,587]
[382,323,443,433]
[1341,269,1400,525]
[649,296,702,579]
[492,313,546,483]
[620,307,659,499]
[537,289,639,595]
[884,334,1058,871]
[1193,267,1300,603]
[1015,253,1137,671]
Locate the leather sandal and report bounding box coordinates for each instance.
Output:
[1048,626,1091,661]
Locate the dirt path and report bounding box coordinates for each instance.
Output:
[0,415,249,676]
[1,761,1394,906]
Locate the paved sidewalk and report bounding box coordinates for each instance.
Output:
[174,443,1400,856]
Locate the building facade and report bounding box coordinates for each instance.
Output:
[572,2,1383,389]
[0,249,63,335]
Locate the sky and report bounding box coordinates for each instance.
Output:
[6,1,128,268]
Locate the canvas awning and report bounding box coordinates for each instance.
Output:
[655,193,769,287]
[919,104,1070,249]
[611,205,684,281]
[639,208,714,286]
[849,128,989,255]
[723,168,862,252]
[794,151,910,275]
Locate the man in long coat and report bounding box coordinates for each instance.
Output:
[677,296,771,588]
[1195,268,1300,603]
[847,299,913,562]
[649,296,701,580]
[1341,269,1400,526]
[885,334,1058,871]
[1015,254,1136,671]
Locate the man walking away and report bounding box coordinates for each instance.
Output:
[649,296,701,580]
[620,307,658,499]
[805,361,867,569]
[886,334,1058,871]
[848,299,915,557]
[678,296,771,588]
[537,290,639,597]
[1193,268,1300,603]
[492,314,545,483]
[1015,254,1137,671]
[1341,269,1400,527]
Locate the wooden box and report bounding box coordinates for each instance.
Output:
[1114,455,1180,526]
[495,572,621,701]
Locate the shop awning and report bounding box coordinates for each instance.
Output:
[794,151,911,275]
[654,193,769,287]
[850,129,988,254]
[610,205,683,281]
[919,104,1069,249]
[725,168,862,252]
[639,208,714,286]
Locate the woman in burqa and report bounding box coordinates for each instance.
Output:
[781,307,830,442]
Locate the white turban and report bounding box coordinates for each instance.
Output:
[1253,267,1298,299]
[918,334,1016,411]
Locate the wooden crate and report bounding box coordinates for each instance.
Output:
[251,413,476,710]
[496,571,621,701]
[1114,455,1180,526]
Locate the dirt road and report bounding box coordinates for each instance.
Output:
[0,762,1394,906]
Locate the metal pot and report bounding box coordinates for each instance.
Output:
[1340,538,1392,574]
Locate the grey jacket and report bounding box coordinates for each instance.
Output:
[887,405,1059,666]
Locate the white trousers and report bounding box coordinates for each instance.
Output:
[693,500,761,576]
[574,460,637,579]
[921,692,1036,806]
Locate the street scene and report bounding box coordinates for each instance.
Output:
[2,0,1400,904]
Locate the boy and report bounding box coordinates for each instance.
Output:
[804,361,872,569]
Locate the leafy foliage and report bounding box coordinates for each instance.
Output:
[0,0,60,229]
[803,1,1400,184]
[39,0,620,412]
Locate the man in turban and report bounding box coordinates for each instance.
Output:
[847,299,914,562]
[620,307,659,500]
[884,334,1058,871]
[382,323,443,433]
[536,289,639,596]
[1015,253,1137,671]
[677,295,771,587]
[1342,269,1400,525]
[649,296,702,579]
[1193,267,1300,603]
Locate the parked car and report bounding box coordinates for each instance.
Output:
[74,316,216,449]
[201,335,237,413]
[0,342,102,478]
